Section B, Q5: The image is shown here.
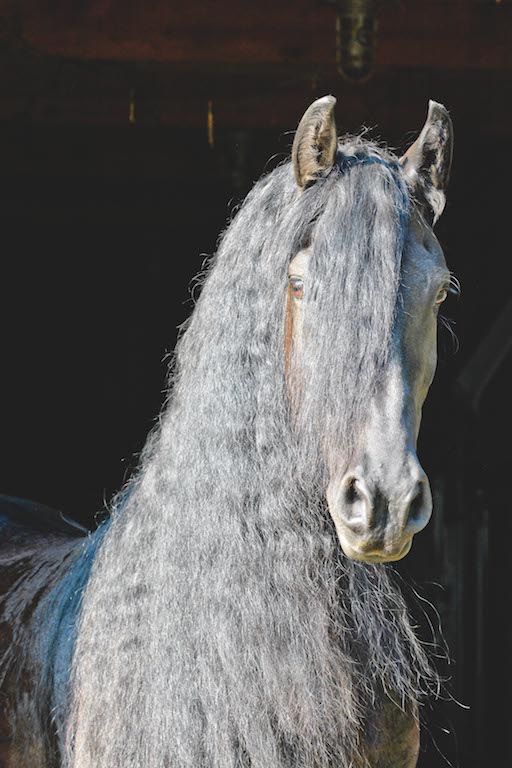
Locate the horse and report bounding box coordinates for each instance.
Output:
[0,95,454,768]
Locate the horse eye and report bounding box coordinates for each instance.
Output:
[435,287,448,305]
[289,276,304,299]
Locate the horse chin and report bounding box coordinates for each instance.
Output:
[339,538,413,564]
[332,525,414,563]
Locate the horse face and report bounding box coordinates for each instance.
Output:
[290,97,453,563]
[341,217,453,562]
[287,215,450,562]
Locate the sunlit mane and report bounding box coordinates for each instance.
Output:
[46,137,437,768]
[4,137,440,768]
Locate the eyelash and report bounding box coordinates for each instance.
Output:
[448,274,462,297]
[437,274,460,353]
[435,273,461,308]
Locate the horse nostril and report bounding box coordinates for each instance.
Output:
[345,477,362,506]
[406,478,432,532]
[338,474,374,532]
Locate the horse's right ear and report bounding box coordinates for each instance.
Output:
[292,95,338,189]
[399,100,453,224]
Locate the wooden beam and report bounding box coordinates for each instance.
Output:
[5,0,511,71]
[0,57,510,138]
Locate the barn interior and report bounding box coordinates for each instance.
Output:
[1,2,511,766]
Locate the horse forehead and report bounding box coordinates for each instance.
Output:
[403,219,447,285]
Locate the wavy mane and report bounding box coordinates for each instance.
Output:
[62,139,437,768]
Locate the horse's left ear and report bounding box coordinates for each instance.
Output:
[399,100,453,224]
[292,95,338,189]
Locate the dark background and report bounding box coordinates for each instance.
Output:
[1,2,511,766]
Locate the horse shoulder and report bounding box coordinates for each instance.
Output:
[0,512,87,768]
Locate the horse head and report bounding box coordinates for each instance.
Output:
[288,96,454,563]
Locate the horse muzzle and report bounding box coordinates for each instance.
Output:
[326,461,433,563]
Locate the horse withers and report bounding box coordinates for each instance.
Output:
[1,96,454,768]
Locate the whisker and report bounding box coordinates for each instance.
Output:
[439,314,460,354]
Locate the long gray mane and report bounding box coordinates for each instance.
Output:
[64,137,437,768]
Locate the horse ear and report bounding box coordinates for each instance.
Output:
[399,100,453,224]
[292,95,338,189]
